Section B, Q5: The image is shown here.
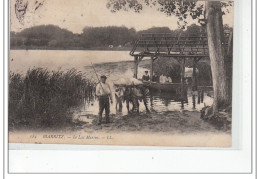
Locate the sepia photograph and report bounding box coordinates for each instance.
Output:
[9,0,234,147]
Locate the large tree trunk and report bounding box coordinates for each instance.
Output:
[205,1,232,113]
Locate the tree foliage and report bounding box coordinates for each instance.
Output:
[81,26,137,47]
[11,25,79,48]
[10,23,232,49]
[107,0,233,29]
[10,24,212,49]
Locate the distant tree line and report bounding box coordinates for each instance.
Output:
[10,25,81,49]
[10,24,232,50]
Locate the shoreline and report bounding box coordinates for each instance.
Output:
[10,46,133,51]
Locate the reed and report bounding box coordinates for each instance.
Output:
[9,68,95,130]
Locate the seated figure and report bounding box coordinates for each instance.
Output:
[142,71,150,81]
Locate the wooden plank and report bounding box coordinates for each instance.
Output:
[138,40,209,44]
[131,53,209,57]
[138,44,209,47]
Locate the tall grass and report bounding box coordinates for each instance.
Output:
[9,68,95,130]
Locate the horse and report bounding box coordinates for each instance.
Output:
[123,85,150,113]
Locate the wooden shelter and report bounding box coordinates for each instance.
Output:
[130,31,232,92]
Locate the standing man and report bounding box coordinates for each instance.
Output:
[96,75,113,125]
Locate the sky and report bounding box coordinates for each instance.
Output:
[10,0,234,33]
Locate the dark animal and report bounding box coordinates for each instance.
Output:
[123,86,150,113]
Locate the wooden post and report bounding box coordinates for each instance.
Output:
[181,59,185,85]
[192,94,196,109]
[134,56,143,79]
[198,90,201,104]
[181,58,185,109]
[201,90,204,103]
[134,56,139,78]
[150,57,154,81]
[192,59,198,91]
[192,58,198,109]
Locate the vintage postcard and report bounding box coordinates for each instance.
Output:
[9,0,233,147]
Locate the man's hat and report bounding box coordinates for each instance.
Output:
[100,75,107,79]
[145,70,148,72]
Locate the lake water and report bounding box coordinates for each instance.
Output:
[10,50,135,74]
[10,50,213,123]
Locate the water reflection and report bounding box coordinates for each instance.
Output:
[73,88,213,123]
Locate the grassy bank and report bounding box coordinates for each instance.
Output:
[9,68,95,130]
[73,110,231,134]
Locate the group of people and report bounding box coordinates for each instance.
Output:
[142,70,172,83]
[159,74,172,83]
[96,75,149,125]
[96,70,173,125]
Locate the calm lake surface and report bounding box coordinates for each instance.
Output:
[10,50,213,122]
[10,50,134,73]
